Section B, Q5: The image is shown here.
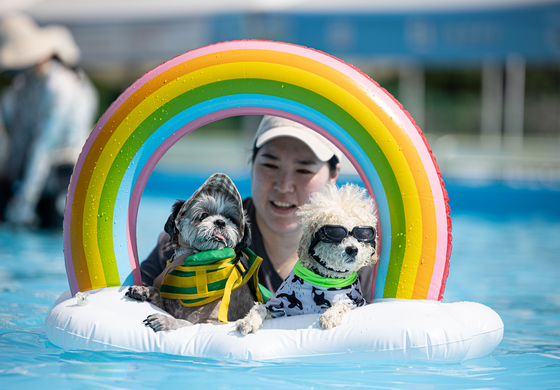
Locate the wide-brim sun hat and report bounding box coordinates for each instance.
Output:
[254,116,342,162]
[0,12,80,71]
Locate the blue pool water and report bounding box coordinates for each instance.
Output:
[1,181,559,389]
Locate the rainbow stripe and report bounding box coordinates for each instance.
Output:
[63,40,452,300]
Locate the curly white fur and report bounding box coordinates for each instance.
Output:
[236,183,378,335]
[297,183,378,278]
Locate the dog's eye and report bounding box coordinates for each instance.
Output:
[199,213,209,221]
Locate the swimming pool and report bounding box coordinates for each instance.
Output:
[1,179,559,389]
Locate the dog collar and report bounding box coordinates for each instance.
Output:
[293,260,357,288]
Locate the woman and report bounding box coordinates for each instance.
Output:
[140,116,374,299]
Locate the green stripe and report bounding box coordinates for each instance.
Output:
[170,267,224,277]
[160,279,228,295]
[180,297,207,305]
[160,284,197,295]
[97,78,406,295]
[168,269,196,278]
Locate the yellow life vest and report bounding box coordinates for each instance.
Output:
[159,247,264,324]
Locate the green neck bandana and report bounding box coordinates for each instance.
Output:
[293,260,357,288]
[182,247,236,266]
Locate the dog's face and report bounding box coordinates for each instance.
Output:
[174,191,245,252]
[308,220,376,278]
[297,184,378,279]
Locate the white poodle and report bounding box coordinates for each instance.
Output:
[236,183,378,335]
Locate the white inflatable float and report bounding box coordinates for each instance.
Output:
[46,287,503,362]
[45,40,503,362]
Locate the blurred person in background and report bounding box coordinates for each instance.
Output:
[140,116,376,300]
[0,12,98,228]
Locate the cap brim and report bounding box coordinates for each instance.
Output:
[255,126,341,162]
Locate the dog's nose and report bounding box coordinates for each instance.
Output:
[345,245,358,257]
[214,219,226,228]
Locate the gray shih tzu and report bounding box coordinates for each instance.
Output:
[126,173,264,332]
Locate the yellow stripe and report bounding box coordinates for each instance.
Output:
[218,268,242,323]
[195,270,208,294]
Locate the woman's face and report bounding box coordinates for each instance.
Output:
[251,137,339,235]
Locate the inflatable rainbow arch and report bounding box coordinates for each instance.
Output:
[64,40,452,301]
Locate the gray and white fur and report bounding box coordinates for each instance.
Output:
[126,189,254,332]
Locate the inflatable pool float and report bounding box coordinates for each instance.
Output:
[46,287,502,362]
[45,40,503,362]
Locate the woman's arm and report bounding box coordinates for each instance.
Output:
[140,231,173,286]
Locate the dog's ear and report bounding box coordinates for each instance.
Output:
[164,199,186,242]
[234,211,252,253]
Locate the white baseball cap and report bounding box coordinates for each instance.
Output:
[254,116,342,162]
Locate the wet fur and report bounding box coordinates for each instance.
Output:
[126,190,254,332]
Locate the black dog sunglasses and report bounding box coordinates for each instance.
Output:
[315,225,376,244]
[308,225,377,267]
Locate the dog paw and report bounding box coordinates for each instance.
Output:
[144,313,173,332]
[319,302,352,330]
[235,303,268,335]
[143,313,192,332]
[235,318,259,336]
[126,286,150,301]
